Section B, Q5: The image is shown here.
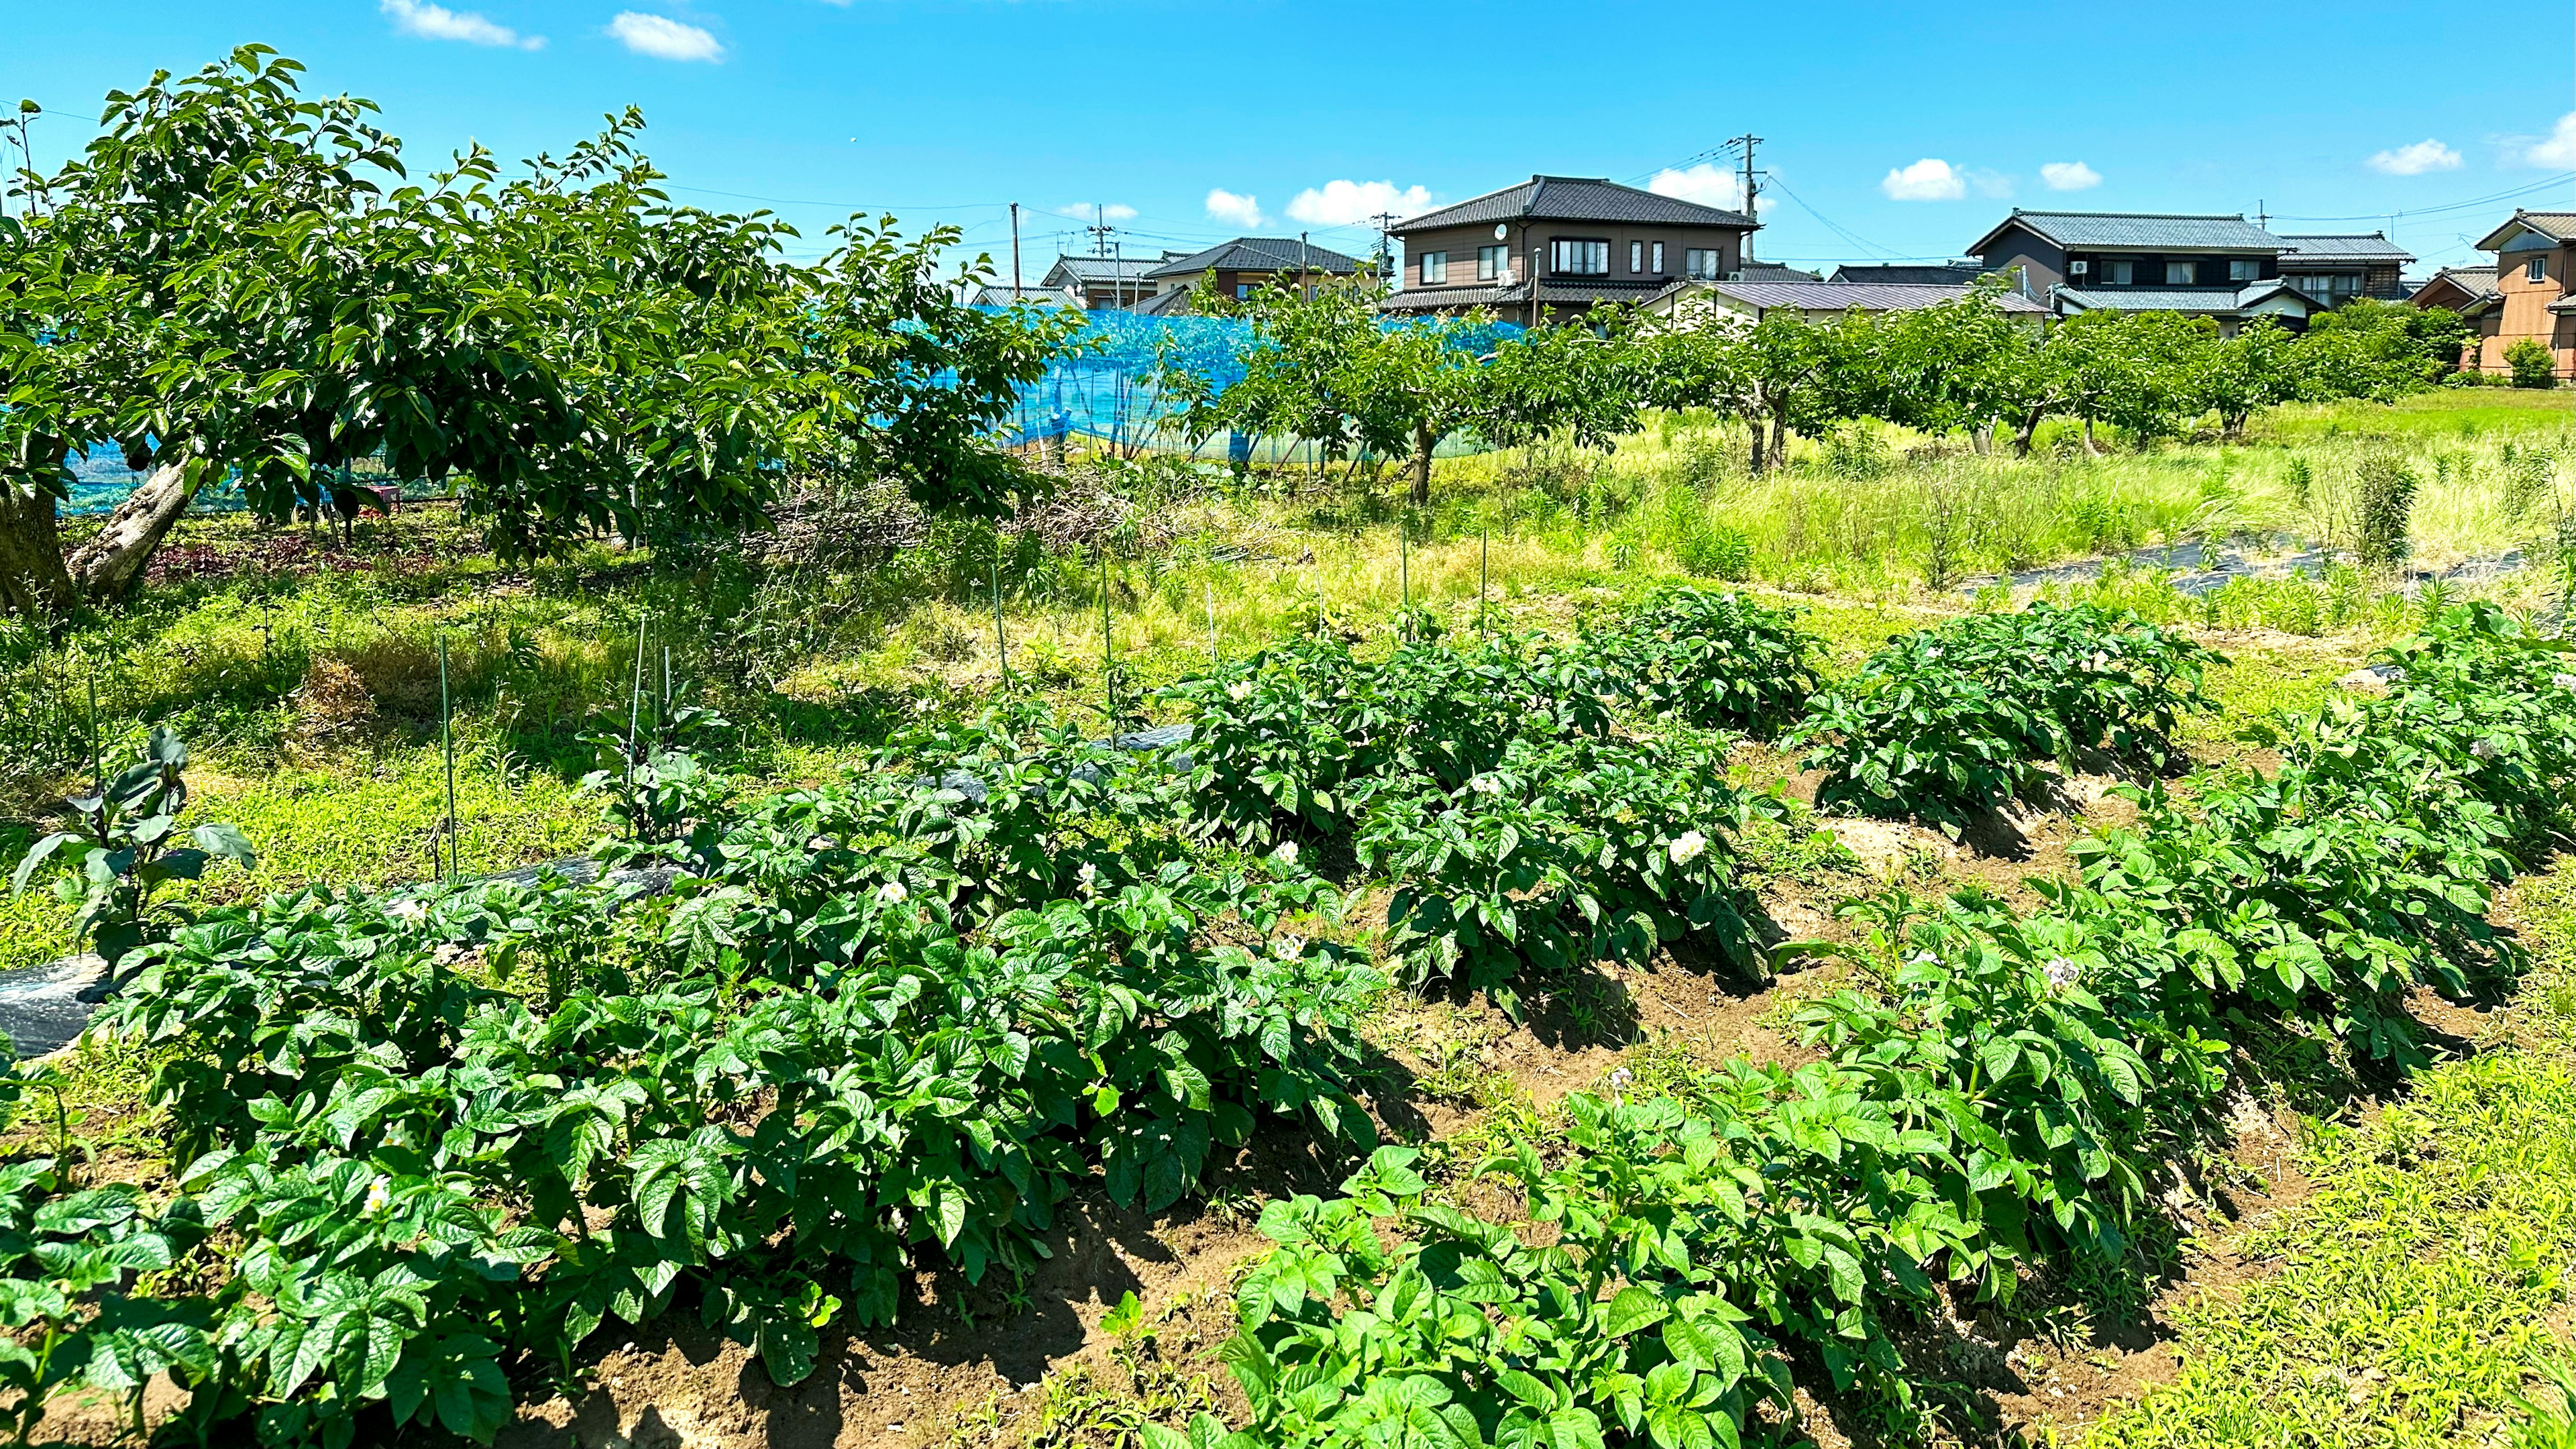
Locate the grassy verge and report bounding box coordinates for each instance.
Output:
[2081,859,2576,1448]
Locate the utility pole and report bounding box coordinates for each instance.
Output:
[1299,231,1311,299]
[1369,210,1400,278]
[1087,205,1120,309]
[1729,133,1763,262]
[2256,199,2268,230]
[1010,202,1022,299]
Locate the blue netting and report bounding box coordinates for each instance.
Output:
[990,310,1525,462]
[61,311,1524,511]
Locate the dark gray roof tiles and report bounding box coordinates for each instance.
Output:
[1974,210,2284,253]
[1394,175,1756,233]
[1142,237,1364,280]
[1827,262,1988,285]
[2277,233,2414,264]
[1704,280,2049,314]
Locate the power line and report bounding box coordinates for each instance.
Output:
[1756,174,1902,260]
[2265,172,2575,223]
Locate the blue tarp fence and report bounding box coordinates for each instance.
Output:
[60,311,1528,513]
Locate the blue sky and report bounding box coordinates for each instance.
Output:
[5,1,2573,278]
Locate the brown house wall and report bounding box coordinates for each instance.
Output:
[1394,219,1748,308]
[2477,241,2576,377]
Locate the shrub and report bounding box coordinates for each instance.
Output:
[2506,337,2557,389]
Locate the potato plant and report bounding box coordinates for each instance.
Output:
[1790,602,2221,835]
[1580,586,1821,739]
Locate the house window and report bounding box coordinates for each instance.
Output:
[1419,251,1448,285]
[1552,238,1609,275]
[2229,258,2258,282]
[2529,256,2550,282]
[1630,240,1644,273]
[2165,260,2199,285]
[1684,248,1722,280]
[1651,241,1665,274]
[1235,283,1254,299]
[2104,260,2133,285]
[1477,244,1507,280]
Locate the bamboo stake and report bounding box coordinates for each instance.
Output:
[438,633,457,883]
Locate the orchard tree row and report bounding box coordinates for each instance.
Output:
[1168,273,2476,498]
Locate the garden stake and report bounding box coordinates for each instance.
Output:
[1208,583,1219,667]
[1399,515,1410,638]
[1480,519,1490,637]
[991,548,1008,688]
[438,633,456,883]
[625,617,649,793]
[1099,544,1114,729]
[86,667,99,798]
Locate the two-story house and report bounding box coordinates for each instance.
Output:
[2466,211,2576,378]
[1380,175,1758,323]
[1966,210,2326,333]
[2275,233,2413,306]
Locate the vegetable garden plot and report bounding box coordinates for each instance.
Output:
[5,594,2571,1447]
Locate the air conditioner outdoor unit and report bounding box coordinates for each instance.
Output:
[2070,260,2090,278]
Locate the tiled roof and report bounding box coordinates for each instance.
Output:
[2277,232,2413,264]
[1699,280,2048,314]
[2051,283,2322,315]
[1974,210,2283,253]
[1394,175,1756,233]
[1142,237,1364,280]
[2413,265,2500,303]
[2473,211,2576,250]
[965,284,1077,308]
[1044,255,1167,284]
[1381,280,1528,311]
[1827,262,1988,284]
[1737,262,1823,282]
[1129,286,1197,317]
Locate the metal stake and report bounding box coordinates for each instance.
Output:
[1099,544,1115,729]
[992,545,1008,688]
[438,633,457,883]
[1481,519,1490,636]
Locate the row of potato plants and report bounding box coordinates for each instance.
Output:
[4,711,1394,1446]
[1203,602,2576,1449]
[0,587,2341,1443]
[1787,602,2225,836]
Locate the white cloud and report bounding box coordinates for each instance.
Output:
[1054,203,1135,221]
[1649,162,1745,212]
[1204,189,1263,229]
[382,0,543,48]
[1285,179,1432,227]
[1882,158,1966,202]
[2039,160,2101,192]
[2367,138,2461,176]
[608,12,723,61]
[1967,168,2015,200]
[2520,113,2576,168]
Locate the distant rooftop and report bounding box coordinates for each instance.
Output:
[2277,232,2413,264]
[1974,210,2284,253]
[1395,174,1758,233]
[1142,237,1364,280]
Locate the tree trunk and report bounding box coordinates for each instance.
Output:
[0,482,78,622]
[65,464,197,605]
[1746,415,1765,475]
[1409,421,1433,508]
[2082,417,2102,456]
[2010,413,2043,458]
[1766,411,1788,473]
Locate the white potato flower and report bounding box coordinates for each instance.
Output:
[1226,680,1254,702]
[2043,956,2080,990]
[387,899,428,924]
[1668,831,1707,865]
[877,880,908,904]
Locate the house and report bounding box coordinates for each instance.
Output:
[1380,175,1759,323]
[1738,262,1825,282]
[2410,264,2498,315]
[2275,233,2412,305]
[965,282,1080,309]
[1643,279,2049,327]
[1040,254,1181,311]
[1828,262,1990,285]
[1966,209,2327,332]
[1137,237,1366,313]
[2465,211,2576,378]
